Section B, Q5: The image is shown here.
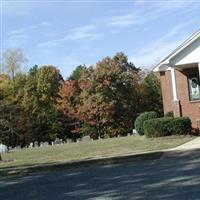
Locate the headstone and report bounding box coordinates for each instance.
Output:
[54,138,64,145]
[29,142,33,148]
[44,142,49,146]
[132,129,138,135]
[82,136,90,142]
[67,138,72,143]
[14,146,21,150]
[0,144,8,153]
[34,141,39,147]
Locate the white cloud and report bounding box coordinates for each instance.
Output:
[138,24,188,56]
[103,1,197,32]
[104,9,151,30]
[7,21,52,37]
[4,0,198,71]
[5,21,53,48]
[66,25,102,41]
[130,25,190,68]
[131,40,183,68]
[37,40,60,49]
[106,13,138,28]
[37,25,102,48]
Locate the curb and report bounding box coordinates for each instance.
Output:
[0,150,164,177]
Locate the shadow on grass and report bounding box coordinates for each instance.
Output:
[0,151,163,177]
[1,149,200,199]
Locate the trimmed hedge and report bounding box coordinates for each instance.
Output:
[168,117,192,135]
[144,117,192,138]
[134,111,158,135]
[144,117,172,137]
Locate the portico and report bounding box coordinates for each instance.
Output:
[154,30,200,129]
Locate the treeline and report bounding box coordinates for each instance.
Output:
[0,49,163,148]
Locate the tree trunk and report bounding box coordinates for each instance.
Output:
[0,153,2,161]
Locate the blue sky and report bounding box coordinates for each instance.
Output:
[1,0,200,78]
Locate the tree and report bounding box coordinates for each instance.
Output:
[0,102,20,147]
[14,74,32,147]
[0,65,63,148]
[140,72,163,115]
[3,49,27,80]
[68,65,87,81]
[79,52,141,138]
[59,52,141,139]
[22,66,62,145]
[0,74,21,148]
[57,80,82,141]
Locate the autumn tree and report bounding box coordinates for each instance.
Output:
[0,49,164,149]
[59,52,141,139]
[79,53,141,138]
[57,80,82,141]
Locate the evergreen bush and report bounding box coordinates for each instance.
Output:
[144,117,192,137]
[134,111,158,135]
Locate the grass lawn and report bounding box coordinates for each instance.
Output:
[0,135,194,169]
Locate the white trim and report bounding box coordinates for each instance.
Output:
[171,67,178,101]
[154,29,200,72]
[167,31,200,61]
[198,63,200,80]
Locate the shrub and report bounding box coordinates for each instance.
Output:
[168,117,191,135]
[164,111,174,117]
[144,117,172,137]
[134,111,158,135]
[144,117,192,137]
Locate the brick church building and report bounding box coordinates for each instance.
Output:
[154,30,200,129]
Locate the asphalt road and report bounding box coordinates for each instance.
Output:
[1,149,200,200]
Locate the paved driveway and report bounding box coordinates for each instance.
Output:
[1,149,200,200]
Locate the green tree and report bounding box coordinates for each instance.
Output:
[22,66,62,145]
[68,65,87,81]
[0,74,22,148]
[140,72,163,115]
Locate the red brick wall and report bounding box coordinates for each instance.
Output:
[160,71,173,113]
[160,67,200,128]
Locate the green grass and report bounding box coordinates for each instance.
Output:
[0,135,194,169]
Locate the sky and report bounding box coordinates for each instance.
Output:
[1,0,200,78]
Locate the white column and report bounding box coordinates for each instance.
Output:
[171,67,178,101]
[198,63,200,80]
